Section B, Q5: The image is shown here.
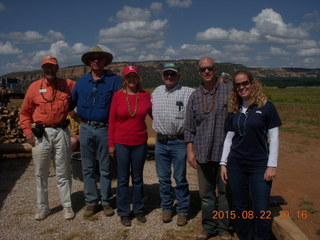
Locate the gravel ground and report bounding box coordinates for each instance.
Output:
[0,154,209,240]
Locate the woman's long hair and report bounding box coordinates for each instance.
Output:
[121,73,143,92]
[228,70,267,113]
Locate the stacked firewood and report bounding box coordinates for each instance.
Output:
[0,106,25,143]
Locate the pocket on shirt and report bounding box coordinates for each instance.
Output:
[95,90,113,108]
[55,94,70,113]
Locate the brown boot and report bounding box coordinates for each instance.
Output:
[162,211,172,223]
[102,205,115,217]
[83,205,96,218]
[177,214,187,226]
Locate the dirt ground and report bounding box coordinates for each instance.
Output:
[2,100,320,239]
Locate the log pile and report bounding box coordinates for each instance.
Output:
[0,106,25,143]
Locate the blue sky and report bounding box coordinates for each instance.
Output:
[0,0,319,76]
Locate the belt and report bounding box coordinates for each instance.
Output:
[81,119,108,128]
[44,119,70,129]
[157,133,184,143]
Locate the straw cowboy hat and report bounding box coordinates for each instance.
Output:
[81,45,113,67]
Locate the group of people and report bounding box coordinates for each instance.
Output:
[19,45,281,240]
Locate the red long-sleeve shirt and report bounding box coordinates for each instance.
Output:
[108,90,152,147]
[20,77,76,136]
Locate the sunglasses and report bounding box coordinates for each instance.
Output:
[199,66,215,72]
[234,80,251,88]
[89,56,105,62]
[163,71,178,77]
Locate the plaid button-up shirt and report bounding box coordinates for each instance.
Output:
[152,84,194,135]
[184,82,232,163]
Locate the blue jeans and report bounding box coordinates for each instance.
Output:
[197,162,231,235]
[227,162,272,240]
[80,123,112,206]
[115,143,147,217]
[155,139,190,215]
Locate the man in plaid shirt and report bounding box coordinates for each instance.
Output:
[152,63,194,227]
[185,57,233,240]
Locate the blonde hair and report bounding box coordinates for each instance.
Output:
[121,73,143,92]
[229,70,268,113]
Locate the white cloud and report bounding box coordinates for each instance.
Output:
[99,20,167,43]
[223,44,252,52]
[0,3,5,11]
[167,0,192,8]
[288,40,318,49]
[146,40,164,49]
[0,41,22,55]
[297,48,320,56]
[252,8,308,39]
[0,30,65,44]
[150,2,163,14]
[269,47,289,56]
[196,8,309,45]
[114,6,150,22]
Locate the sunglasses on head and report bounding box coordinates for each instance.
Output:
[199,66,215,72]
[163,71,177,77]
[234,80,251,88]
[89,56,105,62]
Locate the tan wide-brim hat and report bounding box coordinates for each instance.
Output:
[81,45,113,66]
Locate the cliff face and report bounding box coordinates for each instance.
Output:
[1,60,319,89]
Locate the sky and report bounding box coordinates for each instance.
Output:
[0,0,319,76]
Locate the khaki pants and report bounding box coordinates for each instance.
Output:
[32,127,72,211]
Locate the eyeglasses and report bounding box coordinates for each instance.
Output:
[89,56,105,62]
[199,66,215,72]
[163,71,178,77]
[234,80,251,88]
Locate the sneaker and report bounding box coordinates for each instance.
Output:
[220,233,233,240]
[120,216,131,227]
[136,213,146,223]
[83,205,96,218]
[34,208,50,221]
[177,214,187,226]
[162,211,172,223]
[63,207,75,220]
[102,205,115,217]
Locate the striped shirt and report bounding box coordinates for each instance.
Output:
[152,84,194,135]
[184,82,232,163]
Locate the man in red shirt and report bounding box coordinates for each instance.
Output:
[20,56,75,221]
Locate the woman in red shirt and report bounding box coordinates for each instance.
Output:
[108,65,152,226]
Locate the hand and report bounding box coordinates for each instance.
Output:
[187,150,197,169]
[26,133,35,147]
[264,167,276,181]
[109,147,116,159]
[220,165,228,185]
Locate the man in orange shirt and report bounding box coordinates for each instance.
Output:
[20,56,76,221]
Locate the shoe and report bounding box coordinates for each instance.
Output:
[34,208,50,221]
[196,230,209,240]
[83,205,96,218]
[102,205,115,217]
[136,213,146,223]
[220,233,233,240]
[63,207,75,220]
[162,211,172,223]
[176,214,187,226]
[120,216,131,227]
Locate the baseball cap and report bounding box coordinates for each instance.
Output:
[122,65,140,78]
[162,63,179,73]
[41,56,58,66]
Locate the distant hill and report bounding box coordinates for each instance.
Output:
[1,60,320,89]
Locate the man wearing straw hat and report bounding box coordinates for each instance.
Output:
[71,45,122,218]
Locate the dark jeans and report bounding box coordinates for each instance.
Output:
[197,162,231,235]
[227,162,272,240]
[115,143,147,216]
[155,139,190,215]
[80,123,112,206]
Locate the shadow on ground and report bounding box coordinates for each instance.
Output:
[0,154,31,211]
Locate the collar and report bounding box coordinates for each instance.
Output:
[89,71,107,83]
[165,84,182,93]
[200,82,218,95]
